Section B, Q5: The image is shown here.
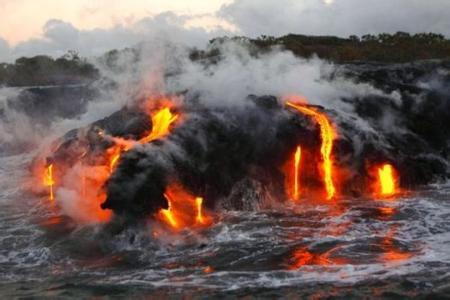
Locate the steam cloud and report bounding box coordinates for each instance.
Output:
[1,28,448,223]
[18,39,445,222]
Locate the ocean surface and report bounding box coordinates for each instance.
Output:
[1,151,450,299]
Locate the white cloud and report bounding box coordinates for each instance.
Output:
[1,0,449,62]
[0,12,234,62]
[219,0,450,38]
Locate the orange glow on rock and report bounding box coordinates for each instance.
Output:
[157,184,212,230]
[377,164,397,197]
[286,101,336,200]
[43,164,55,201]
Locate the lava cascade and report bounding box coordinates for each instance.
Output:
[292,146,302,201]
[43,164,54,201]
[286,102,336,200]
[377,164,397,197]
[157,183,212,230]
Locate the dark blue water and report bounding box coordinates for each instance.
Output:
[1,152,450,298]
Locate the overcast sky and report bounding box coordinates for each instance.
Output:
[1,0,449,62]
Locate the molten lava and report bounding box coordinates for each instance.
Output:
[286,102,336,200]
[108,107,179,172]
[43,164,55,201]
[160,194,179,229]
[377,164,397,197]
[108,106,180,223]
[140,107,179,144]
[195,197,205,225]
[157,183,212,230]
[293,146,302,200]
[109,153,121,172]
[38,101,181,225]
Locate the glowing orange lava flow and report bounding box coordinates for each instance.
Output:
[195,197,205,224]
[160,194,179,229]
[140,108,179,144]
[286,102,336,200]
[377,164,397,197]
[43,164,55,201]
[157,184,212,230]
[109,153,121,172]
[109,107,179,171]
[293,146,302,201]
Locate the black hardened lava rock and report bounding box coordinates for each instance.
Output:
[47,105,152,169]
[43,61,450,221]
[102,96,319,217]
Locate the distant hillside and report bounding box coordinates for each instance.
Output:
[0,51,99,87]
[194,32,450,63]
[1,32,450,87]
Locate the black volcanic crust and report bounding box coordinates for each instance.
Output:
[102,91,449,218]
[102,96,318,217]
[47,61,450,221]
[48,106,152,169]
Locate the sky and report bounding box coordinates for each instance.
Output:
[1,0,449,62]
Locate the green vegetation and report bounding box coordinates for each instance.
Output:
[204,32,450,63]
[0,51,99,87]
[1,32,449,87]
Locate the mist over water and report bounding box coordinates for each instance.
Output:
[1,42,450,298]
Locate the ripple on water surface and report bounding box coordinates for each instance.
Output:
[1,153,450,298]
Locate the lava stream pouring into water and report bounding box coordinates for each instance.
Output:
[377,164,397,197]
[160,194,179,229]
[43,164,55,201]
[195,197,205,225]
[286,102,336,200]
[293,146,302,201]
[157,184,212,230]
